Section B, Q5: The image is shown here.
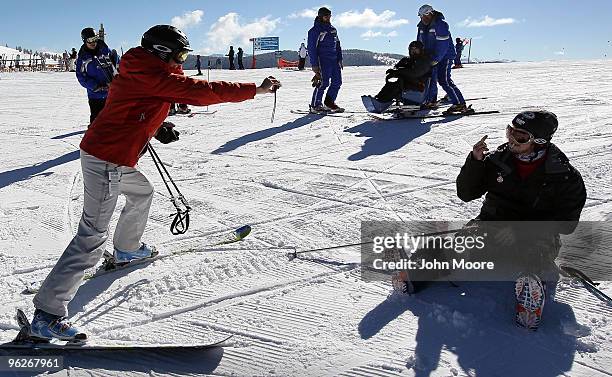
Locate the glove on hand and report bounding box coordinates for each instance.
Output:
[155,121,180,144]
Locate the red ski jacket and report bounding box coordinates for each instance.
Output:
[80,47,256,167]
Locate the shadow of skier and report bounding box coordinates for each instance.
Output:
[0,150,80,189]
[359,282,578,377]
[51,129,86,139]
[343,117,454,161]
[212,115,320,154]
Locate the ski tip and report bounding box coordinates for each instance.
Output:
[235,225,252,240]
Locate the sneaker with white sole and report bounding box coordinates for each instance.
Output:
[113,243,157,264]
[30,309,86,342]
[515,274,546,331]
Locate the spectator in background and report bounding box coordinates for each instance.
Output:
[216,57,222,69]
[298,42,308,70]
[110,49,120,70]
[76,27,117,125]
[453,38,467,68]
[196,54,202,75]
[237,47,244,70]
[62,51,69,71]
[227,46,235,70]
[69,48,77,72]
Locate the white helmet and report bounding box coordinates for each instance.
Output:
[418,4,435,17]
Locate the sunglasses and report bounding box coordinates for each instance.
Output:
[506,124,533,144]
[85,36,98,44]
[174,49,190,64]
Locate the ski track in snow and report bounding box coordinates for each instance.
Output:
[0,61,611,376]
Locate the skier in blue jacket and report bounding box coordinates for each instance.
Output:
[417,5,468,114]
[76,27,118,124]
[307,7,344,113]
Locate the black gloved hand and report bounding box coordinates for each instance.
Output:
[311,72,322,88]
[155,122,180,144]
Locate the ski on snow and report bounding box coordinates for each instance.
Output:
[290,97,493,118]
[22,225,252,294]
[0,309,233,351]
[368,109,500,121]
[559,265,612,304]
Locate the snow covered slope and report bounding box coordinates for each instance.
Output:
[0,61,611,376]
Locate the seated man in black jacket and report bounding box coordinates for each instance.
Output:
[395,110,586,330]
[362,41,432,113]
[456,110,586,329]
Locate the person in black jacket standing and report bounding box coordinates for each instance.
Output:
[227,46,235,70]
[237,47,244,70]
[455,110,586,330]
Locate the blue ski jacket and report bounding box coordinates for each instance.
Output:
[417,12,456,63]
[307,18,343,66]
[76,41,117,99]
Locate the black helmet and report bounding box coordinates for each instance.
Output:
[511,110,558,144]
[141,25,193,63]
[81,27,97,43]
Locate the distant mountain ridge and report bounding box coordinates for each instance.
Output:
[183,49,405,70]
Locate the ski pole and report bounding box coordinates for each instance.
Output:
[147,143,191,235]
[287,226,474,261]
[271,90,277,123]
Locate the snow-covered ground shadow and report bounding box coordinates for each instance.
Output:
[212,115,320,154]
[359,283,578,377]
[0,345,225,375]
[69,278,151,323]
[50,129,86,140]
[0,150,79,189]
[344,117,454,160]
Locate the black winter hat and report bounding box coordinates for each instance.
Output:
[81,27,97,42]
[318,7,332,17]
[409,41,424,50]
[511,110,558,144]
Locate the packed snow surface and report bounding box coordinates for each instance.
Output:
[0,61,611,376]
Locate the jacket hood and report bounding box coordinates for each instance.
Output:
[119,47,183,76]
[313,18,334,29]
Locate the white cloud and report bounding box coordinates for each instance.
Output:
[171,10,204,30]
[361,30,398,40]
[457,15,516,28]
[204,13,280,54]
[335,8,409,29]
[288,5,331,19]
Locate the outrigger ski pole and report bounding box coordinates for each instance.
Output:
[148,143,191,235]
[287,227,475,261]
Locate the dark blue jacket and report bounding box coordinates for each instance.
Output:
[417,12,456,63]
[307,18,343,66]
[76,41,117,99]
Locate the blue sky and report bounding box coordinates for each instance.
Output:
[1,0,611,61]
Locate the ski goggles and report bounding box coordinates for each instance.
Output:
[506,124,534,144]
[84,36,98,44]
[174,49,191,64]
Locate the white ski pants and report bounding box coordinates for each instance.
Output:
[34,150,154,316]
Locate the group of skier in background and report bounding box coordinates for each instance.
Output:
[14,3,588,344]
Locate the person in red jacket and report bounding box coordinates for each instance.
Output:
[30,25,280,341]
